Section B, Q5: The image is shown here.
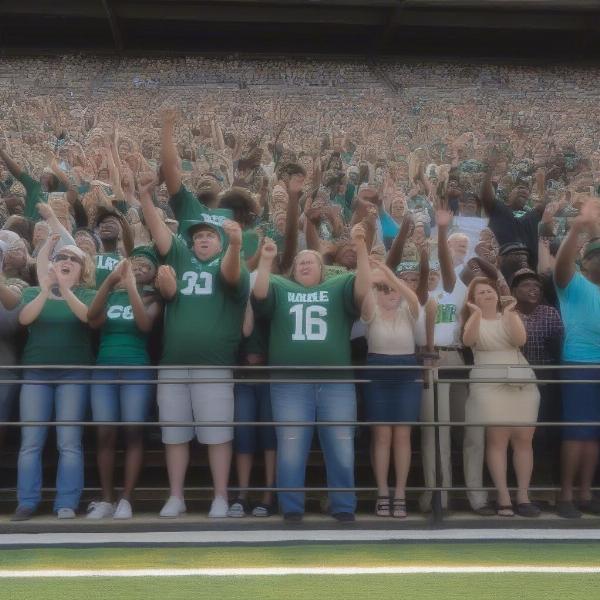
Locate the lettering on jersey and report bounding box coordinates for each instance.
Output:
[107,305,134,320]
[97,255,120,271]
[181,271,213,296]
[286,291,329,304]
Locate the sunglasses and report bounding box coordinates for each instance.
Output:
[54,253,83,265]
[374,283,392,294]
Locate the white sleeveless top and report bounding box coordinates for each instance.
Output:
[363,301,416,355]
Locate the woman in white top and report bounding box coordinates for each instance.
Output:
[361,261,421,518]
[461,276,540,518]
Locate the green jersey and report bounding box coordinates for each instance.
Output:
[95,252,121,288]
[21,286,96,365]
[97,288,153,366]
[161,235,249,365]
[254,273,357,367]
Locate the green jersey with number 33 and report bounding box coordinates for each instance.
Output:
[254,273,357,366]
[161,235,249,365]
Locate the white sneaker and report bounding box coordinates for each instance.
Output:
[159,496,186,518]
[113,498,133,520]
[208,496,229,518]
[57,508,76,520]
[86,501,115,520]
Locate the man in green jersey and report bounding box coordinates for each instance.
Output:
[139,178,249,519]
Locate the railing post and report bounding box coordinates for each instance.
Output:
[431,364,443,525]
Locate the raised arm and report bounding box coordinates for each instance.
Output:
[554,197,600,289]
[221,219,243,287]
[378,260,419,319]
[480,147,500,216]
[122,260,161,333]
[416,246,430,307]
[160,108,182,197]
[279,176,303,273]
[351,223,370,311]
[155,265,177,301]
[87,260,123,328]
[138,178,172,256]
[253,238,277,300]
[436,206,456,293]
[386,212,413,271]
[0,147,24,179]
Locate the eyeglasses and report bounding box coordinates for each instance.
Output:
[54,254,82,265]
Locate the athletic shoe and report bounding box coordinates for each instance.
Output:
[227,498,250,518]
[11,506,35,521]
[208,496,229,518]
[159,496,186,518]
[252,502,277,518]
[113,499,133,520]
[57,508,76,519]
[86,501,115,520]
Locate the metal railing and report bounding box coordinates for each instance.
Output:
[0,363,596,523]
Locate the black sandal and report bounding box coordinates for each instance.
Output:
[392,498,407,519]
[375,496,390,517]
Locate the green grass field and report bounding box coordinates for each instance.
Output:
[0,543,598,600]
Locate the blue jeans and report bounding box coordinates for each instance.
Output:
[17,369,89,511]
[0,368,19,423]
[234,383,276,454]
[270,382,356,515]
[91,368,154,423]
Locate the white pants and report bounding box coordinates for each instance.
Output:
[420,349,487,511]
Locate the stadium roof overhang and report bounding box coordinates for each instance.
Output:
[1,0,599,57]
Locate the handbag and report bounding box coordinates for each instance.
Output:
[506,349,536,388]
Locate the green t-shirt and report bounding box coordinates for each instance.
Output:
[95,252,121,288]
[161,235,249,365]
[96,288,152,366]
[254,273,357,367]
[18,172,48,221]
[21,286,96,365]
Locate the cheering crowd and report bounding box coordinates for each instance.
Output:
[1,56,600,523]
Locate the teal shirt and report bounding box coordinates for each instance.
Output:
[555,272,600,362]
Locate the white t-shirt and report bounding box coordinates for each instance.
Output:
[431,277,467,347]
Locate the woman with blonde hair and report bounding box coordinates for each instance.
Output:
[12,233,96,521]
[461,276,540,518]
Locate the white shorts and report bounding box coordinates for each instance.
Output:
[157,368,234,445]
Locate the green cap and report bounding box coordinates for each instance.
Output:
[130,245,159,268]
[181,207,233,246]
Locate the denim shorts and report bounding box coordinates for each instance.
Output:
[233,382,276,454]
[362,353,422,423]
[91,368,154,423]
[561,363,600,441]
